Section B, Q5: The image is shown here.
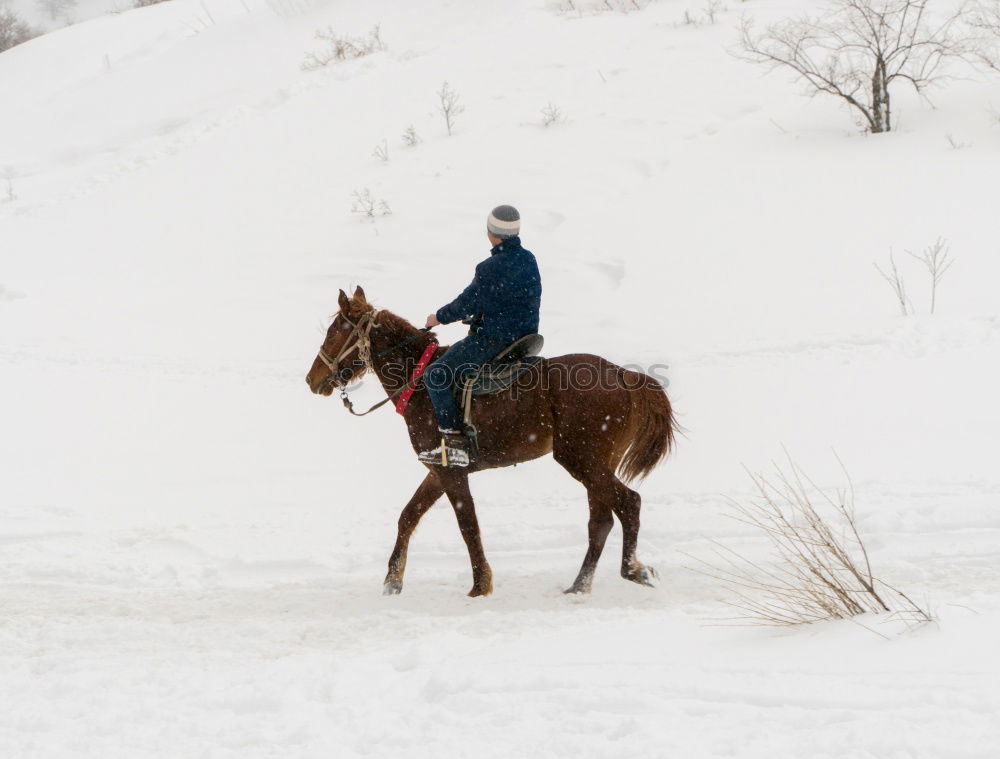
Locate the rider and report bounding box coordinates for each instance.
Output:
[418,205,542,467]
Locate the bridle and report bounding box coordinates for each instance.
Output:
[317,309,379,383]
[317,308,434,416]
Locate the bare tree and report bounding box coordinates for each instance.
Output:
[437,81,464,136]
[875,251,911,315]
[371,139,389,162]
[0,8,37,53]
[969,0,1000,69]
[688,454,933,629]
[906,237,953,313]
[739,0,972,133]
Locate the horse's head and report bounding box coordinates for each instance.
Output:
[306,286,378,396]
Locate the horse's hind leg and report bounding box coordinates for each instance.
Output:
[384,472,444,595]
[609,479,657,587]
[554,444,617,593]
[565,491,614,594]
[439,471,493,597]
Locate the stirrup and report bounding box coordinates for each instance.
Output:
[417,430,472,468]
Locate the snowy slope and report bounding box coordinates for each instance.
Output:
[2,0,1000,756]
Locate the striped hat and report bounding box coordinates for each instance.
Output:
[487,205,520,239]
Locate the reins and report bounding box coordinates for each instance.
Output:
[320,309,436,417]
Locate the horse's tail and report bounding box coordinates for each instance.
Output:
[617,369,678,484]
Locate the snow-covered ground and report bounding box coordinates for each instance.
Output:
[3,0,1000,756]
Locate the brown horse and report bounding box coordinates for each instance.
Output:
[306,286,677,597]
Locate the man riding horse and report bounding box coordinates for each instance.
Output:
[419,204,541,468]
[306,218,676,595]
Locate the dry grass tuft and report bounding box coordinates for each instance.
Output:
[692,453,932,631]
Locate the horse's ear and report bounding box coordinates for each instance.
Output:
[353,285,367,304]
[338,289,349,312]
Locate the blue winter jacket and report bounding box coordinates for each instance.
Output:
[435,236,542,342]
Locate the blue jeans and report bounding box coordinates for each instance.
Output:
[425,334,510,431]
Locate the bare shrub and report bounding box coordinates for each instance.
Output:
[691,455,933,629]
[1,167,16,203]
[906,237,953,313]
[351,188,391,219]
[554,0,650,13]
[401,125,421,147]
[372,139,389,162]
[134,0,172,7]
[437,81,464,136]
[739,0,974,133]
[301,25,384,71]
[540,102,564,127]
[875,251,911,316]
[703,0,723,24]
[0,8,38,53]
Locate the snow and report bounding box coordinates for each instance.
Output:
[3,0,1000,756]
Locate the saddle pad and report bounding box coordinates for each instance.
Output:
[468,355,544,397]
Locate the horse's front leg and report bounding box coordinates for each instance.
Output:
[384,472,444,595]
[439,471,493,597]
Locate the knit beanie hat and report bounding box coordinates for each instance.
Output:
[487,205,520,239]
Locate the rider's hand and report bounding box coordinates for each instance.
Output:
[425,314,440,329]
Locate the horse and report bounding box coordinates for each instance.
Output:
[305,286,678,597]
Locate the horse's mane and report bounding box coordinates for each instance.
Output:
[373,307,441,350]
[374,308,420,335]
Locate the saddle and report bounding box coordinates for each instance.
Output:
[457,333,544,422]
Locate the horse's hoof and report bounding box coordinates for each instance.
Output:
[563,584,591,595]
[467,583,493,597]
[638,566,658,587]
[383,582,403,596]
[623,565,658,588]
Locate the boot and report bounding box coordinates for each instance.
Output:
[418,428,474,468]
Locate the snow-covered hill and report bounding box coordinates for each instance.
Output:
[2,0,999,756]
